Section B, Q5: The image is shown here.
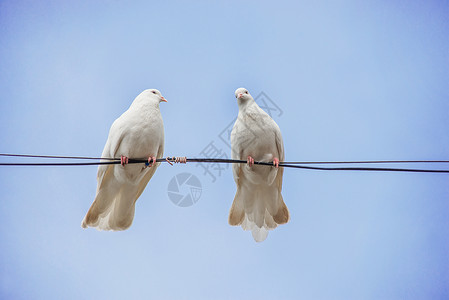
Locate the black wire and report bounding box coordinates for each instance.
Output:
[1,155,449,173]
[279,164,449,173]
[0,153,118,160]
[1,153,448,164]
[186,159,449,173]
[0,162,120,166]
[283,160,449,164]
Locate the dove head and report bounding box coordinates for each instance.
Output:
[235,87,252,102]
[144,89,167,103]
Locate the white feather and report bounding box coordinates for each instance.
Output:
[81,89,166,231]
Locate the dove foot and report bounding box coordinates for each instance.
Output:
[120,155,129,166]
[273,157,279,168]
[247,156,254,167]
[147,156,157,167]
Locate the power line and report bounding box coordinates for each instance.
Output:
[1,153,449,164]
[0,153,118,160]
[279,164,449,173]
[283,160,449,164]
[0,153,449,173]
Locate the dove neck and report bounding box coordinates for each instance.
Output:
[237,98,255,111]
[130,97,161,111]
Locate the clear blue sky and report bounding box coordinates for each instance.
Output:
[1,1,448,299]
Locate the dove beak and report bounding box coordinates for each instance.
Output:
[237,93,243,99]
[161,96,167,102]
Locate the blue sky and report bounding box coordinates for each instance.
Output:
[1,0,448,299]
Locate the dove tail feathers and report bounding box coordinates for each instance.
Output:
[82,184,138,231]
[229,183,289,242]
[82,184,118,230]
[107,184,138,230]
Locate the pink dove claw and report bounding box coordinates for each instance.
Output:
[120,155,129,166]
[273,158,280,168]
[247,155,255,167]
[147,156,157,167]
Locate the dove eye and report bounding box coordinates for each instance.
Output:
[245,91,248,94]
[152,91,156,94]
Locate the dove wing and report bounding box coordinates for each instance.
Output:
[81,113,131,229]
[135,142,164,199]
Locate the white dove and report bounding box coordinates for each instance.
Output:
[229,87,289,242]
[82,89,167,231]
